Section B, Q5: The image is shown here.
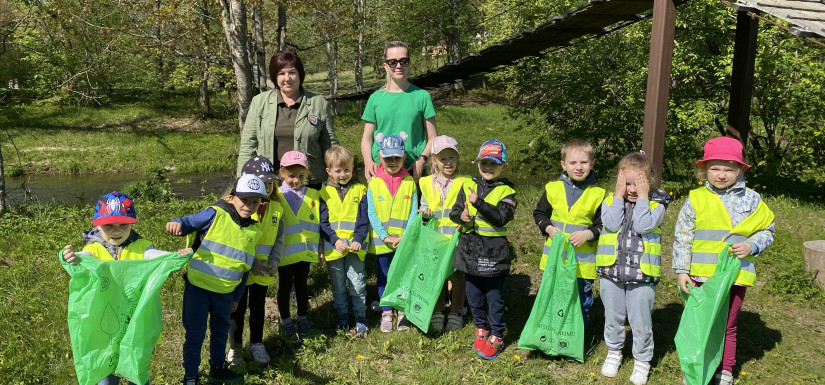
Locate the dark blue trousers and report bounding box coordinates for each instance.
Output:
[182,279,234,378]
[465,274,506,339]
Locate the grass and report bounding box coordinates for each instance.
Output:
[2,94,825,384]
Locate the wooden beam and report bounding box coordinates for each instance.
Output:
[726,9,759,147]
[642,0,676,187]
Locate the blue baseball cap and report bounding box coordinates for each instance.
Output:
[242,156,278,182]
[378,134,406,158]
[475,140,507,164]
[93,192,138,226]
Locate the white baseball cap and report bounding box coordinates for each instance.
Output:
[232,174,268,199]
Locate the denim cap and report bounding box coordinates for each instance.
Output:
[93,191,138,226]
[377,131,408,158]
[232,174,268,199]
[432,135,459,155]
[242,156,278,182]
[280,150,309,169]
[696,136,751,170]
[475,139,507,164]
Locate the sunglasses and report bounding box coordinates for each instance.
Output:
[385,57,411,68]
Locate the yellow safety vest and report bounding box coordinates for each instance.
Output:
[539,180,605,279]
[689,187,774,286]
[187,206,261,294]
[278,188,321,266]
[321,183,368,261]
[595,193,663,277]
[463,180,516,237]
[367,176,416,254]
[248,200,284,286]
[83,238,154,261]
[419,175,469,238]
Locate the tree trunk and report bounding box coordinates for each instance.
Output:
[449,0,464,91]
[277,4,287,51]
[219,0,254,132]
[324,25,339,111]
[252,2,268,91]
[199,0,212,117]
[353,0,366,112]
[0,143,6,214]
[154,0,164,88]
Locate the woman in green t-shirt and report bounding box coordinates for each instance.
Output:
[360,41,438,181]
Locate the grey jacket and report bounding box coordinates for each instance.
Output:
[237,89,338,184]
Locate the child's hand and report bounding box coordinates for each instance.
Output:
[677,273,697,294]
[350,241,362,252]
[384,236,401,248]
[614,170,627,199]
[177,248,192,256]
[729,242,753,259]
[569,230,591,247]
[636,170,650,200]
[460,207,473,222]
[334,239,348,254]
[318,252,325,265]
[62,245,78,265]
[545,225,561,237]
[166,221,182,236]
[268,263,278,277]
[391,236,403,248]
[467,187,478,204]
[418,208,434,218]
[252,259,268,275]
[231,301,239,312]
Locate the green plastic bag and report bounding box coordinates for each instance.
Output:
[379,214,460,332]
[675,244,740,385]
[518,233,584,361]
[60,250,190,385]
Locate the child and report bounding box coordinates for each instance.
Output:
[596,152,670,385]
[228,156,284,366]
[367,132,419,332]
[532,138,604,328]
[61,191,188,385]
[418,135,468,333]
[319,146,370,337]
[673,136,774,385]
[166,174,268,385]
[275,150,321,343]
[450,140,516,360]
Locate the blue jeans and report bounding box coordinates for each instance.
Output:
[328,254,367,322]
[465,274,507,339]
[182,279,233,378]
[376,252,395,312]
[98,374,148,385]
[579,278,594,328]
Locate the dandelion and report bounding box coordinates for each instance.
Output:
[668,284,674,288]
[357,354,365,360]
[669,191,674,195]
[762,185,766,189]
[698,181,703,185]
[753,184,760,188]
[590,372,596,377]
[514,354,521,360]
[741,371,747,376]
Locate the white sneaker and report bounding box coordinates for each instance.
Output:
[600,350,622,377]
[249,342,270,364]
[226,347,244,367]
[715,370,734,385]
[629,360,650,385]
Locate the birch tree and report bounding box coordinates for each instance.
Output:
[218,0,254,132]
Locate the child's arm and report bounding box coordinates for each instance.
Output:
[403,190,419,231]
[351,196,369,251]
[533,193,557,236]
[472,192,517,228]
[732,193,775,258]
[267,217,285,274]
[630,198,666,234]
[601,197,625,233]
[418,191,433,218]
[673,198,697,293]
[366,188,392,243]
[449,188,468,225]
[166,207,217,236]
[319,199,342,246]
[61,245,93,265]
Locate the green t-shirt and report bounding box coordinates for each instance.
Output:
[361,84,436,168]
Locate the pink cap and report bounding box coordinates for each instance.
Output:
[280,150,309,169]
[431,135,459,155]
[696,136,750,170]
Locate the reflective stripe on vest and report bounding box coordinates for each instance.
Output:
[82,238,154,261]
[279,188,321,266]
[367,176,416,254]
[420,175,469,238]
[595,193,663,277]
[689,187,774,286]
[187,206,261,294]
[321,183,367,261]
[248,200,284,286]
[464,180,516,237]
[538,180,605,279]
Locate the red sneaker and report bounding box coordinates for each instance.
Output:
[472,328,489,353]
[477,335,503,360]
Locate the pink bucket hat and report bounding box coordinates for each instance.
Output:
[280,150,309,169]
[696,136,751,170]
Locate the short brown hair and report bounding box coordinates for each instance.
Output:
[324,146,354,168]
[561,138,594,161]
[618,152,655,185]
[269,50,305,88]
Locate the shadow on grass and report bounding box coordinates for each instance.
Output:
[735,310,782,370]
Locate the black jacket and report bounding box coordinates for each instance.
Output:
[449,176,517,277]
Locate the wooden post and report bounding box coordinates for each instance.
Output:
[804,240,825,288]
[642,0,677,187]
[726,8,759,148]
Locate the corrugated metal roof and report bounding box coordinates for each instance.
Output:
[331,0,690,101]
[733,0,825,37]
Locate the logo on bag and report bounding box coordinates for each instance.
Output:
[100,276,110,291]
[414,303,422,313]
[418,273,425,281]
[559,340,568,350]
[540,335,547,342]
[557,309,565,318]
